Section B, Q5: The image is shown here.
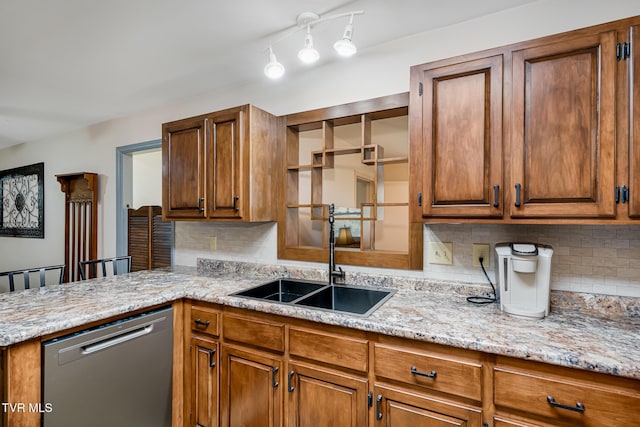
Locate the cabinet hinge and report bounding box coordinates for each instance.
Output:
[418,82,423,96]
[616,42,631,61]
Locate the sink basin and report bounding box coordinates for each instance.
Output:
[295,285,394,316]
[232,278,395,317]
[232,279,325,303]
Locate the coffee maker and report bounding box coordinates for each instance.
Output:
[495,243,553,319]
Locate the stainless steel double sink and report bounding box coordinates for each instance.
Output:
[231,278,395,317]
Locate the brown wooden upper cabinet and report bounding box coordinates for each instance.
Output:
[411,15,640,223]
[410,55,503,218]
[509,31,617,218]
[162,105,281,222]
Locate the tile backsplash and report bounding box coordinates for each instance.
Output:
[174,222,640,298]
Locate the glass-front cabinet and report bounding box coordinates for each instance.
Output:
[278,93,422,270]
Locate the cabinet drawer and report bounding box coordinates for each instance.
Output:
[191,305,220,337]
[494,366,640,425]
[289,327,368,372]
[374,343,482,401]
[223,314,285,352]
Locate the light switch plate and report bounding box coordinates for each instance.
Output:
[429,242,453,265]
[210,236,217,250]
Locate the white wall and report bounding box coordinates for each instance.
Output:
[132,149,162,209]
[1,0,639,284]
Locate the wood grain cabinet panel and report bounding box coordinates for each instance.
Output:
[289,326,369,372]
[412,55,503,218]
[162,105,281,222]
[191,305,220,337]
[509,31,617,218]
[162,116,207,219]
[287,361,368,427]
[220,345,282,427]
[494,365,640,426]
[374,343,482,401]
[191,337,219,427]
[629,25,640,217]
[222,313,285,353]
[374,384,483,427]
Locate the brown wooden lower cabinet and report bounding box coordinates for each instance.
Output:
[191,337,219,427]
[219,344,283,427]
[286,361,369,427]
[374,384,483,427]
[181,303,640,427]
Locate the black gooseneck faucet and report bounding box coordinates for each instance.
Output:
[328,203,346,285]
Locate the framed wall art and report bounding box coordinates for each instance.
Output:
[0,162,45,238]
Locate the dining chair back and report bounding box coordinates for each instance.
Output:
[78,256,132,280]
[0,265,66,292]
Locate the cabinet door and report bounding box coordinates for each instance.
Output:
[220,345,282,427]
[207,110,243,219]
[629,25,640,217]
[374,385,483,427]
[510,31,617,218]
[191,337,219,427]
[415,55,503,217]
[287,361,368,427]
[162,116,206,219]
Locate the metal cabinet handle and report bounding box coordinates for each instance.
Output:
[271,367,279,388]
[514,183,522,207]
[287,370,295,392]
[547,396,585,413]
[375,394,383,420]
[493,184,500,207]
[411,366,437,378]
[233,196,240,211]
[208,348,216,368]
[198,197,205,212]
[194,318,210,328]
[622,185,629,204]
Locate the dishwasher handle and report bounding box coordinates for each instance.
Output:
[51,314,170,366]
[81,325,154,355]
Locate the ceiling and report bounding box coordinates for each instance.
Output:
[0,0,538,149]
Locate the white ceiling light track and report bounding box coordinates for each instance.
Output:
[264,10,364,80]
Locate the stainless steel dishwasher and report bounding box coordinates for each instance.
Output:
[42,306,173,427]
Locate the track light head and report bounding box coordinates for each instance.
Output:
[264,46,285,79]
[297,25,320,64]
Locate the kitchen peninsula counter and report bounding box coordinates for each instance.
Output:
[1,261,638,381]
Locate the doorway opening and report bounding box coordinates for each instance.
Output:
[116,140,173,265]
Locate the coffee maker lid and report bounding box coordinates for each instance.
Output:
[511,243,538,256]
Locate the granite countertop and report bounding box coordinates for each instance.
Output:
[1,260,639,381]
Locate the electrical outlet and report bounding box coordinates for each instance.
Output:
[472,243,490,267]
[210,236,217,250]
[428,242,453,265]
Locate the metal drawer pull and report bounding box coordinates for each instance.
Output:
[547,396,585,413]
[411,366,437,378]
[194,318,210,327]
[271,367,279,388]
[514,183,522,207]
[376,394,383,420]
[208,348,216,368]
[493,184,500,207]
[198,197,205,212]
[287,370,295,392]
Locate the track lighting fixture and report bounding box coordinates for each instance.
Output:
[264,46,285,79]
[333,14,357,57]
[263,10,364,79]
[298,25,320,64]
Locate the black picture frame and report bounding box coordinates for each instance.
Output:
[0,162,45,238]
